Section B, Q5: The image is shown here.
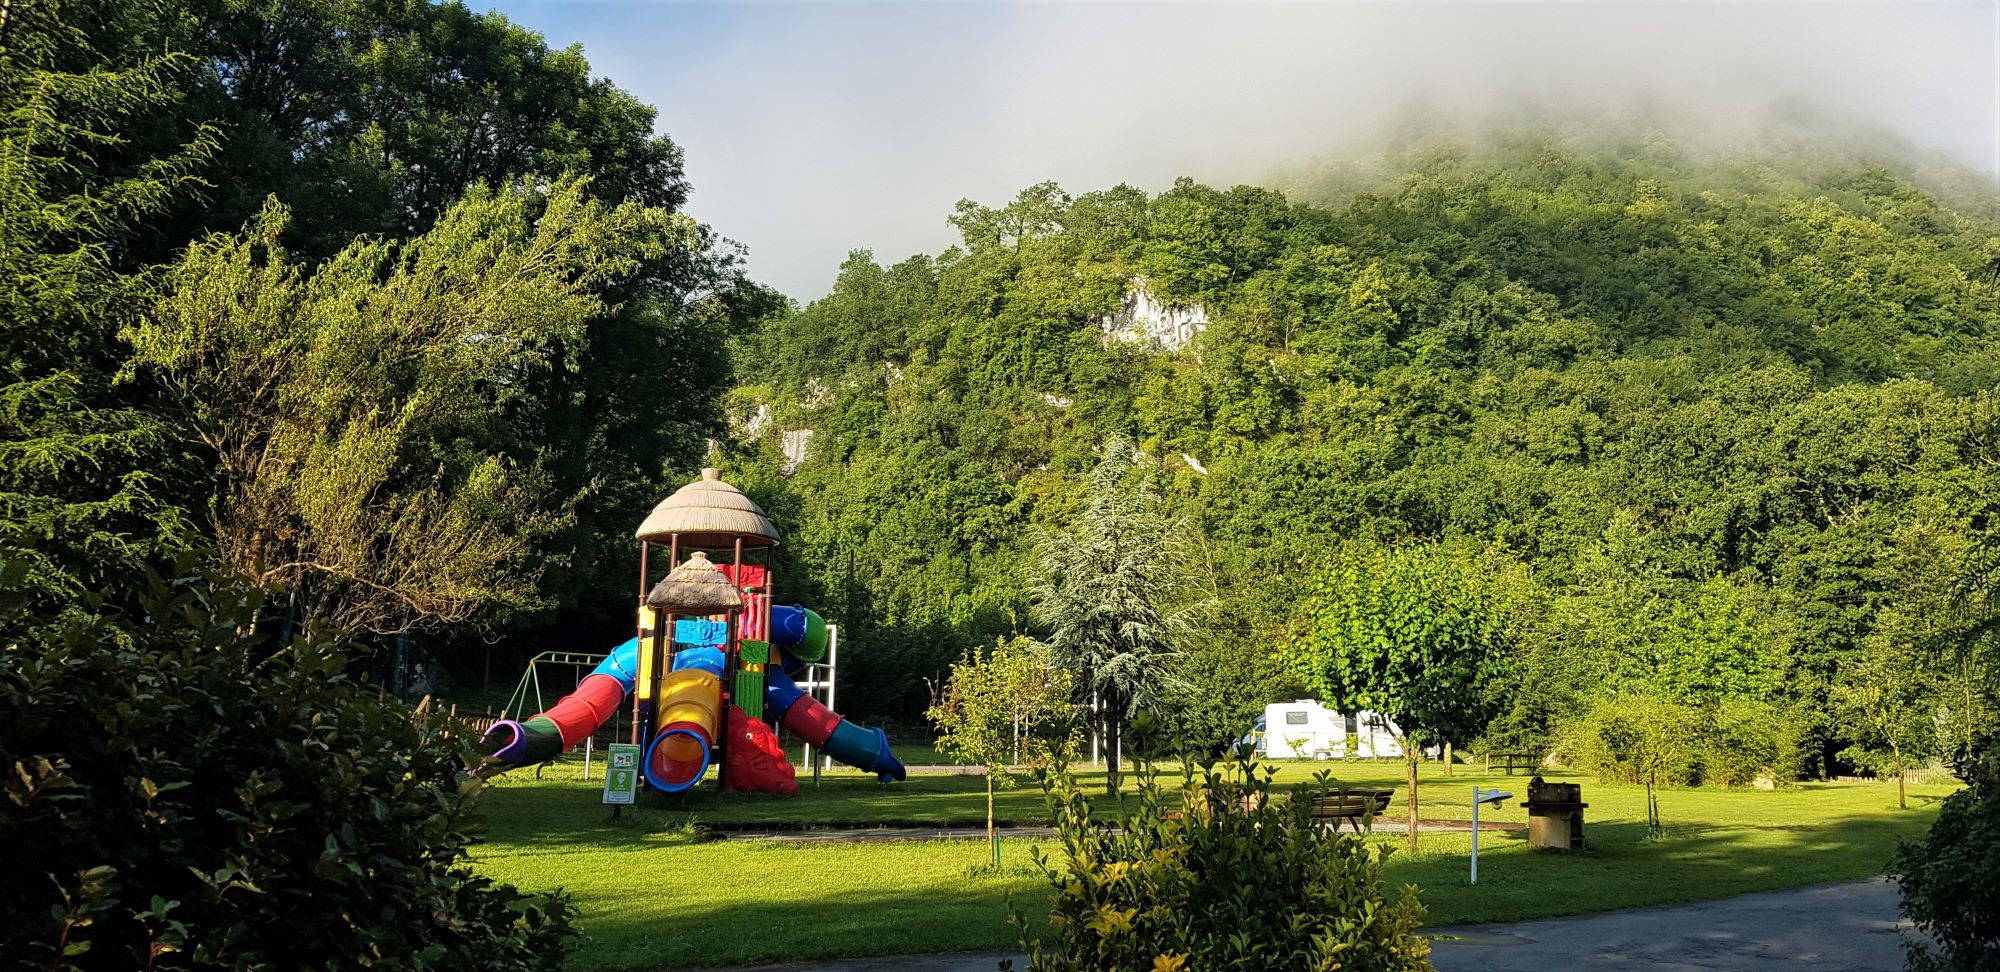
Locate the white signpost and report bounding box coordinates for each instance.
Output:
[1470,786,1513,885]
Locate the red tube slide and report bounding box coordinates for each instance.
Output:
[780,692,844,746]
[540,673,628,748]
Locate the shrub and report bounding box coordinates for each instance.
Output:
[1009,760,1432,971]
[1892,737,2000,972]
[1706,699,1807,787]
[1557,693,1804,788]
[0,569,575,970]
[1556,692,1704,787]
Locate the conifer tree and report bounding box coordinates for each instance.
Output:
[0,0,216,633]
[1031,435,1205,793]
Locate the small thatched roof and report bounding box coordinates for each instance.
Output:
[645,551,744,614]
[634,468,780,548]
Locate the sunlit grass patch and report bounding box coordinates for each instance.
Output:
[470,759,1952,968]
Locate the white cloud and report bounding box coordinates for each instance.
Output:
[492,1,1998,301]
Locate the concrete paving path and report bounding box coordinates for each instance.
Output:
[687,879,1912,972]
[1427,878,1912,971]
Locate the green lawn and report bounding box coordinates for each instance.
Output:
[471,757,1952,969]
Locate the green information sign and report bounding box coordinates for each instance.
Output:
[602,742,641,805]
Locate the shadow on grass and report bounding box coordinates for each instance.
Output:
[570,875,1035,970]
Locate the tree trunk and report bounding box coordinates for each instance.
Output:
[1405,756,1420,852]
[1443,741,1453,777]
[987,773,998,867]
[1104,711,1121,797]
[1894,747,1906,810]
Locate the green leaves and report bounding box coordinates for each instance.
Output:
[927,635,1077,772]
[1014,761,1431,972]
[124,175,683,635]
[1285,540,1520,748]
[0,571,578,969]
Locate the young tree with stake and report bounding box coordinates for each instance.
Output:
[927,636,1075,865]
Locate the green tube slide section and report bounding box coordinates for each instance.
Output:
[518,715,564,765]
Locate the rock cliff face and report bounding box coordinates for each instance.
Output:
[1099,277,1207,351]
[780,429,814,474]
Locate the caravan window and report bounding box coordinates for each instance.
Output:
[1344,714,1359,736]
[1284,710,1308,726]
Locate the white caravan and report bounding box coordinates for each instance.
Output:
[1261,700,1404,759]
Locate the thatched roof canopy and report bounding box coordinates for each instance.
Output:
[645,551,744,614]
[634,468,779,548]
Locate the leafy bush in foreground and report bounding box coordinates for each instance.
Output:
[0,570,575,969]
[1010,760,1431,971]
[1893,737,2000,972]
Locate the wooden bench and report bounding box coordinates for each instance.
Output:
[1303,789,1396,833]
[1489,753,1541,775]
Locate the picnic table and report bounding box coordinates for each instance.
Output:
[1488,752,1542,775]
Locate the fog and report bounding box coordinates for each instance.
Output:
[489,1,1996,301]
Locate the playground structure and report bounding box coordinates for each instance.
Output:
[482,468,906,795]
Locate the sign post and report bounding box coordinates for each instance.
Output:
[603,742,641,808]
[1470,786,1512,885]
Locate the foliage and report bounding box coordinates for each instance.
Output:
[0,565,575,970]
[4,0,764,658]
[1030,435,1207,791]
[0,0,216,636]
[1284,540,1519,846]
[927,635,1077,772]
[730,130,2000,758]
[1835,645,1947,809]
[143,0,778,637]
[926,635,1076,863]
[1892,736,2000,972]
[1557,690,1711,834]
[1284,541,1520,749]
[1009,760,1431,972]
[1156,627,1301,759]
[125,177,686,635]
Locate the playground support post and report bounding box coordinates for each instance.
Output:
[712,537,745,792]
[633,539,648,743]
[823,625,838,776]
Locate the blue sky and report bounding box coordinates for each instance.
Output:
[486,1,1999,301]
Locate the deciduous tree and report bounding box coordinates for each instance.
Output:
[126,176,688,635]
[1285,541,1521,849]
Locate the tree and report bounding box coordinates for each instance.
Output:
[926,635,1075,865]
[1031,435,1205,794]
[125,175,690,635]
[1285,541,1520,849]
[1559,690,1705,836]
[0,0,217,637]
[1891,734,2000,972]
[1836,644,1944,810]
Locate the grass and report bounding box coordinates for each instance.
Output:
[471,757,1954,969]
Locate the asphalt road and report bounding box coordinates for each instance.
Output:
[1427,878,1912,972]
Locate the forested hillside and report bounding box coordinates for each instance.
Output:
[727,133,2000,771]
